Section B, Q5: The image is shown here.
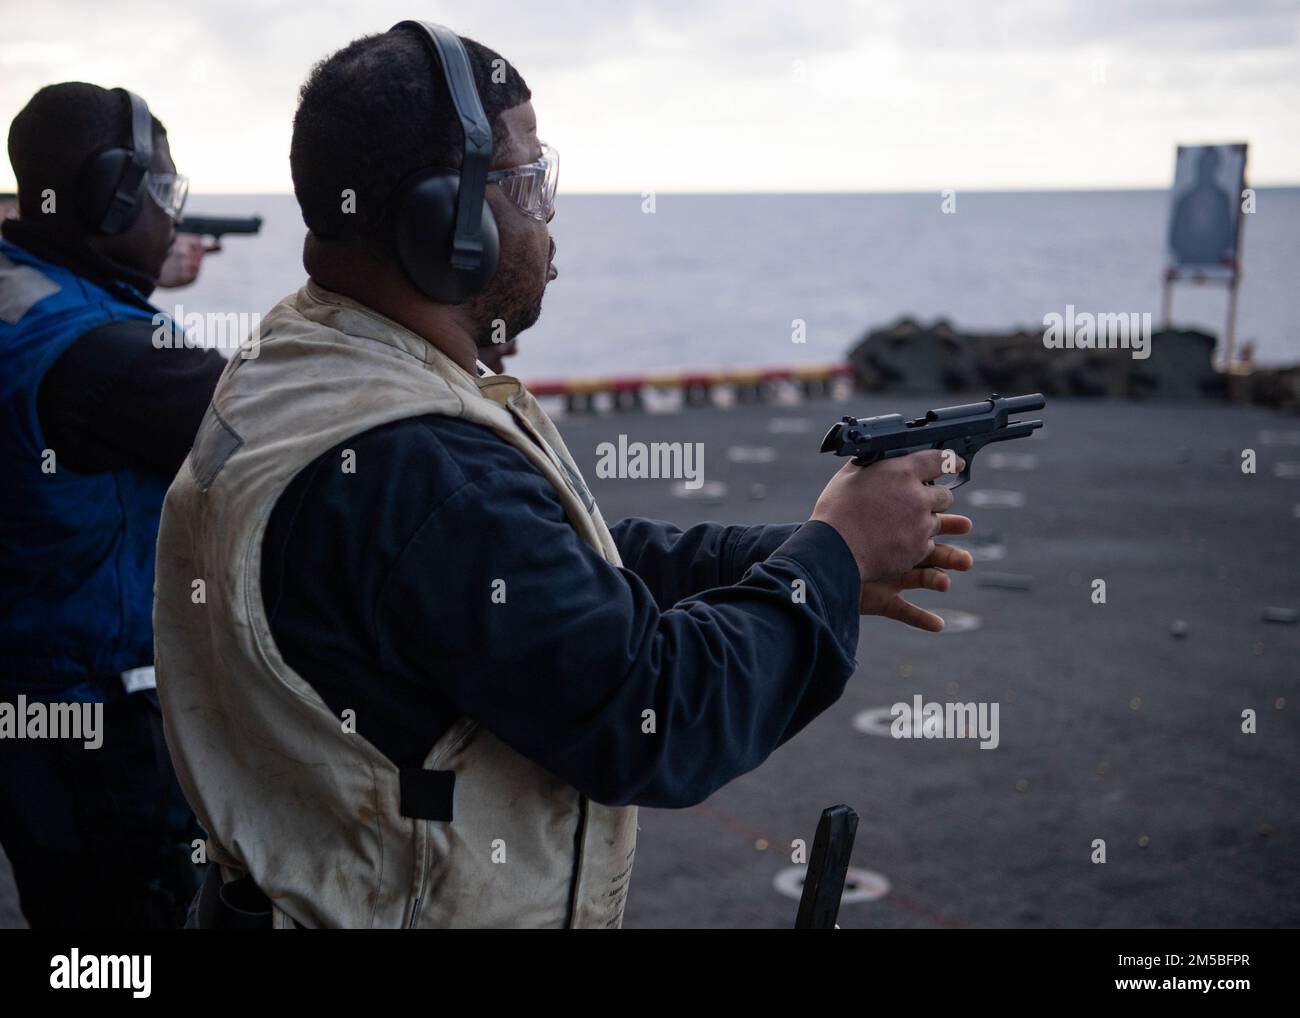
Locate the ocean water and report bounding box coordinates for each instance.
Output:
[172,190,1300,376]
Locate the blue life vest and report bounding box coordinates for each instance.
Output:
[0,238,170,696]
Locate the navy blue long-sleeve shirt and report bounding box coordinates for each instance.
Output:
[260,413,861,808]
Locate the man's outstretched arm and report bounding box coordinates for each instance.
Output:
[375,453,860,809]
[269,416,961,809]
[610,517,801,610]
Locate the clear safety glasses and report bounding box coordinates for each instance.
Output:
[487,143,558,222]
[146,172,190,222]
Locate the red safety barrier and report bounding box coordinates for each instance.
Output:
[523,363,851,398]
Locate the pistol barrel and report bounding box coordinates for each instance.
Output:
[1002,392,1046,413]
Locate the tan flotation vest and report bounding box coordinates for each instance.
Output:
[154,281,637,928]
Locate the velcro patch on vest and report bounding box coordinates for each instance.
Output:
[0,254,61,324]
[189,405,244,493]
[399,769,455,821]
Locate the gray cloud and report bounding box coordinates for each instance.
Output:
[1,0,1296,191]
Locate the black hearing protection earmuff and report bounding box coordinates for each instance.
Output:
[76,88,153,236]
[388,20,500,304]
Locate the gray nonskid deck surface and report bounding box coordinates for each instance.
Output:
[2,392,1295,928]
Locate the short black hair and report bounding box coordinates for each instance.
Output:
[8,81,166,222]
[291,29,531,247]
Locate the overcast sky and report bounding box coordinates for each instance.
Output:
[2,0,1297,194]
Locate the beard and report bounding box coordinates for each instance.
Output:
[466,250,546,347]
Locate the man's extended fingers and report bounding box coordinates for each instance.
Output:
[917,543,973,571]
[883,596,945,632]
[936,513,972,536]
[898,566,950,591]
[909,449,966,482]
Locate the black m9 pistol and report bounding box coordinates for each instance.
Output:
[821,393,1046,488]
